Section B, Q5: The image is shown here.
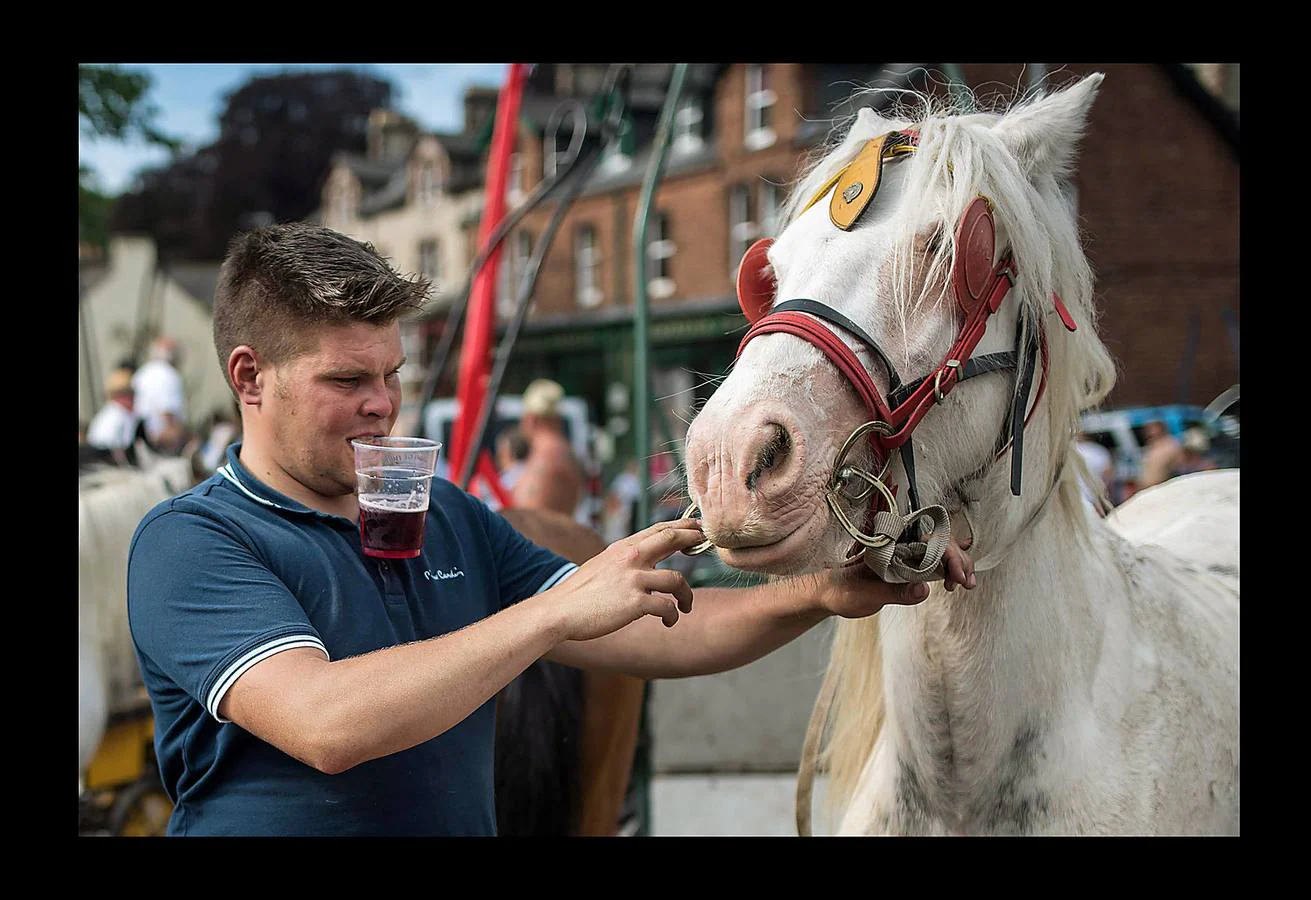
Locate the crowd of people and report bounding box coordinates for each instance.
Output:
[1075,419,1220,514]
[79,336,241,479]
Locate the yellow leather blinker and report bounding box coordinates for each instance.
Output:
[829,134,888,231]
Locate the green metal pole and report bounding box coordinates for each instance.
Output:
[632,64,688,530]
[941,63,973,111]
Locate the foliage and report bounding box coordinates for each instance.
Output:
[79,65,180,250]
[111,69,394,260]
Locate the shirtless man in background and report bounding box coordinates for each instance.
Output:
[512,379,585,518]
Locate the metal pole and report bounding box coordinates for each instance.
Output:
[632,63,687,529]
[941,63,973,111]
[1026,63,1048,95]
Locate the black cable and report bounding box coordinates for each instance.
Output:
[413,95,591,439]
[457,143,610,490]
[455,66,632,489]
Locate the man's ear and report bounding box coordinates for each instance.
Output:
[228,346,264,406]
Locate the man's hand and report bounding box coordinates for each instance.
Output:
[547,518,706,643]
[814,538,977,620]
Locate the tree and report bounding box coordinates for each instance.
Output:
[78,65,180,250]
[112,69,394,260]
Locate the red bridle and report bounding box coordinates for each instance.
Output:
[733,140,1078,510]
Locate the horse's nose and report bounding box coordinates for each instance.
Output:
[746,421,792,492]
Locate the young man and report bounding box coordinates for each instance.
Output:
[127,223,973,836]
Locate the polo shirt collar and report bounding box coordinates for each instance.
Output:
[217,442,346,521]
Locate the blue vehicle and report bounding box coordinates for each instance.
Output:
[1078,386,1239,502]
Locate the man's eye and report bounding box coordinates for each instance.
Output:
[335,377,359,387]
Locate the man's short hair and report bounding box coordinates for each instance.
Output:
[212,222,431,373]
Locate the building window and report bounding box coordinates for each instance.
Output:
[419,239,440,284]
[418,164,440,207]
[744,64,777,151]
[507,152,525,205]
[759,180,782,238]
[335,186,353,226]
[575,224,602,308]
[672,97,704,156]
[647,213,676,300]
[498,230,533,319]
[728,184,757,276]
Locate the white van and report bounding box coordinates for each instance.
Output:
[417,395,600,523]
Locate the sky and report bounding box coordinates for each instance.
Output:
[79,63,511,196]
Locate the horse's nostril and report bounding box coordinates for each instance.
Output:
[746,423,791,491]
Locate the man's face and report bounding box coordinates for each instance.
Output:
[262,320,405,498]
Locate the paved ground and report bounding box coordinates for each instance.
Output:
[649,773,833,836]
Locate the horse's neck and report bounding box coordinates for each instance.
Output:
[876,479,1129,824]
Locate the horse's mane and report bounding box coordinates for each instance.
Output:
[784,79,1120,825]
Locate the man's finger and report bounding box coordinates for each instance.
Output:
[636,525,706,564]
[644,569,694,612]
[632,517,700,540]
[943,543,976,590]
[646,595,680,628]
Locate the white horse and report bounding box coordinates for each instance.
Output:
[79,454,195,786]
[683,73,1238,835]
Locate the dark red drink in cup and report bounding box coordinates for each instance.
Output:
[358,493,428,559]
[351,438,442,560]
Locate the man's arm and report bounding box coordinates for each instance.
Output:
[546,545,974,679]
[220,519,706,775]
[221,596,566,775]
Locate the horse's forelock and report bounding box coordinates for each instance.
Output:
[782,86,1116,476]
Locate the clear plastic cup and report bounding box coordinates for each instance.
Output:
[351,437,442,559]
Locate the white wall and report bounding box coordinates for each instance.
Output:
[78,236,232,431]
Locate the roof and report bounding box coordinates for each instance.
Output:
[164,261,223,310]
[1160,64,1239,158]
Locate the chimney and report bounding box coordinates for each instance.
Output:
[463,87,500,136]
[367,108,420,163]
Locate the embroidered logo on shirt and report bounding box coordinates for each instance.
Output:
[423,567,466,581]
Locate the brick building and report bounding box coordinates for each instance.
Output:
[950,63,1239,409]
[322,63,1238,481]
[465,63,1239,479]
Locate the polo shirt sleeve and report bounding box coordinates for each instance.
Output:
[468,498,578,611]
[127,507,329,723]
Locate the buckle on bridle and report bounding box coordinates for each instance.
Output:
[933,359,961,402]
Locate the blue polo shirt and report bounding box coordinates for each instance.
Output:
[127,443,578,836]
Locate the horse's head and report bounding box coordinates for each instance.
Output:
[685,74,1116,575]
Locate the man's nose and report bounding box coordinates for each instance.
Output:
[360,380,396,418]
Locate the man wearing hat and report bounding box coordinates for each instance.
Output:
[86,368,142,458]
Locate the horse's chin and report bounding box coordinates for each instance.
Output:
[714,513,834,576]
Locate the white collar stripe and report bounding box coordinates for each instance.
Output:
[534,563,578,595]
[218,465,288,510]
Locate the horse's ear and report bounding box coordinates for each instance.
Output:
[854,105,897,133]
[993,73,1103,180]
